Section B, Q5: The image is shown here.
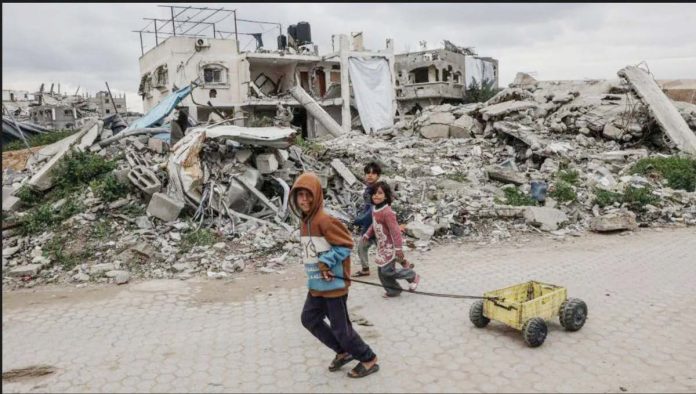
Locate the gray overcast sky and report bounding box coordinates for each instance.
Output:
[3,3,696,113]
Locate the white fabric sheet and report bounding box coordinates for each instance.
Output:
[347,57,395,134]
[465,57,496,88]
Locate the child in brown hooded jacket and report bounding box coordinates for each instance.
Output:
[289,172,380,378]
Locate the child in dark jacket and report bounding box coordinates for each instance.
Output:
[363,181,421,298]
[352,162,382,277]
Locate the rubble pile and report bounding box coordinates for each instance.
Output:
[2,65,696,290]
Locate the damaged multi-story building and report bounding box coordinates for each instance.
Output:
[135,6,396,138]
[395,40,499,116]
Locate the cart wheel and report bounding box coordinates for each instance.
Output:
[469,300,490,328]
[522,318,547,347]
[559,298,588,331]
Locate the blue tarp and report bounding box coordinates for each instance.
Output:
[125,85,193,131]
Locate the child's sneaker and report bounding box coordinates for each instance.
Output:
[409,274,420,292]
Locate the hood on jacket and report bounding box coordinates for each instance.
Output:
[289,172,324,221]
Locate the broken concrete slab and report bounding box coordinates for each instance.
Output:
[148,138,169,154]
[8,264,42,277]
[480,101,538,121]
[27,119,96,191]
[330,159,357,186]
[90,263,115,276]
[2,195,21,212]
[132,139,147,151]
[486,166,527,185]
[618,66,696,155]
[75,121,101,152]
[405,221,435,240]
[420,124,450,139]
[255,153,279,174]
[289,85,344,137]
[523,207,568,231]
[147,192,185,222]
[449,115,482,138]
[426,112,456,125]
[590,210,638,232]
[235,149,253,164]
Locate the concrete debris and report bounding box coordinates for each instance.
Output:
[3,64,696,291]
[618,66,696,155]
[146,193,184,222]
[523,207,568,231]
[590,210,638,232]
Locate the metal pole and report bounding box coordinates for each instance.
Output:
[233,10,239,52]
[139,31,144,55]
[154,20,159,45]
[105,82,128,126]
[170,6,176,36]
[212,23,216,38]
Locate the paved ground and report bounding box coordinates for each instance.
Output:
[3,227,696,393]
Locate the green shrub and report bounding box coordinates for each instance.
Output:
[19,199,83,235]
[52,151,117,190]
[43,234,80,271]
[180,228,219,252]
[90,174,129,202]
[630,157,696,192]
[496,187,537,206]
[593,186,659,212]
[556,169,580,185]
[594,189,622,208]
[15,185,42,206]
[622,185,659,211]
[464,78,500,103]
[549,181,577,203]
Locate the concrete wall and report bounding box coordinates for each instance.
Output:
[138,36,243,121]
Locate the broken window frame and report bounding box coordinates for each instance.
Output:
[200,61,229,87]
[152,64,169,90]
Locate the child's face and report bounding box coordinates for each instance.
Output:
[365,170,380,185]
[296,189,314,214]
[372,187,386,205]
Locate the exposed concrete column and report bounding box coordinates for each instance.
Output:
[289,86,343,138]
[339,34,351,133]
[386,38,399,122]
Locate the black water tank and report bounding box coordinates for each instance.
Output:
[287,25,297,40]
[296,22,311,45]
[277,34,287,50]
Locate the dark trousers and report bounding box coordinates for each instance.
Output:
[378,261,416,297]
[301,292,376,363]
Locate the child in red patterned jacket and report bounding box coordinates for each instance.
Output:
[362,181,421,298]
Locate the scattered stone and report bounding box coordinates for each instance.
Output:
[405,221,435,240]
[90,263,115,276]
[135,216,153,229]
[9,264,42,277]
[590,211,638,232]
[146,193,184,222]
[523,207,568,231]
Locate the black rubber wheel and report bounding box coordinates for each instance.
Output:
[522,318,547,347]
[559,298,588,332]
[469,300,490,328]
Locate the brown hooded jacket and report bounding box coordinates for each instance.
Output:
[289,172,354,298]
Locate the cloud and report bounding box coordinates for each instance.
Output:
[3,3,696,113]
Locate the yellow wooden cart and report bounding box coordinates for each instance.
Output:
[469,281,587,347]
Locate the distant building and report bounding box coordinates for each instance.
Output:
[2,89,34,102]
[88,91,127,118]
[394,41,498,115]
[29,104,84,130]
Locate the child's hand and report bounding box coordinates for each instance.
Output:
[395,250,405,261]
[321,270,334,281]
[399,224,407,233]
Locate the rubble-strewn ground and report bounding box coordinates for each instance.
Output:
[3,68,696,291]
[3,227,695,393]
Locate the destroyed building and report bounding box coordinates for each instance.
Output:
[136,7,396,138]
[88,91,127,118]
[395,40,498,116]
